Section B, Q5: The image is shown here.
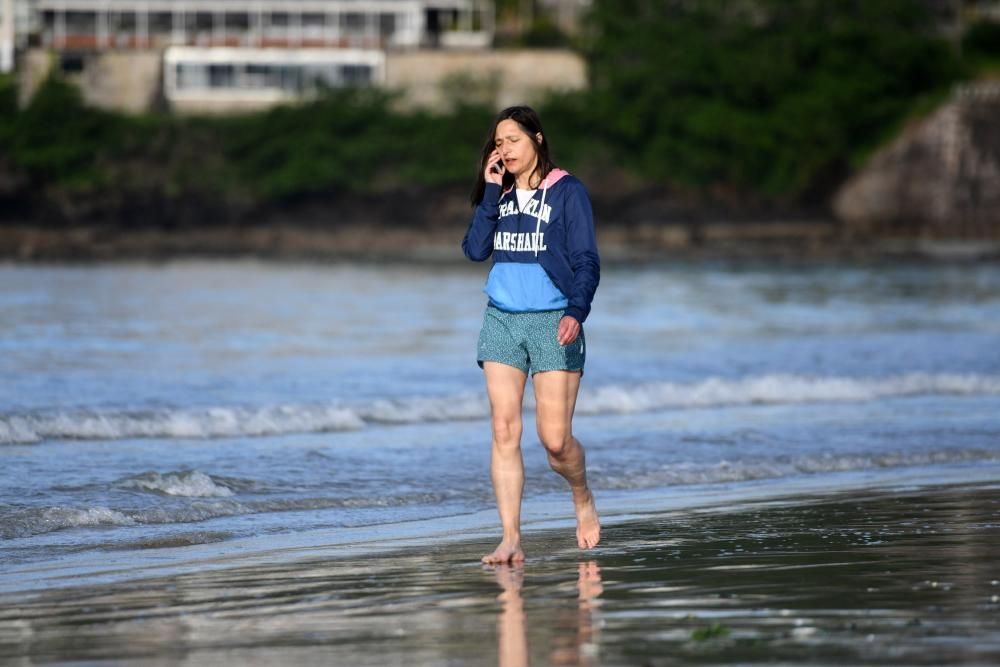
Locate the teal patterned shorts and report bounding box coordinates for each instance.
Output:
[477,305,585,375]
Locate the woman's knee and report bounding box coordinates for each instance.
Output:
[491,415,523,448]
[538,425,573,458]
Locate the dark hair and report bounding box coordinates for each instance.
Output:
[470,105,556,206]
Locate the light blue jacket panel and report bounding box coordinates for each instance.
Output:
[484,262,569,311]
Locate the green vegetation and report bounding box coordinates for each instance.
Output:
[0,0,989,220]
[0,73,16,117]
[0,78,495,206]
[574,0,964,201]
[494,0,574,48]
[217,90,490,199]
[691,622,730,641]
[2,74,127,190]
[963,20,1000,71]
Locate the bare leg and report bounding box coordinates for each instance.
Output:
[533,370,601,549]
[482,361,528,564]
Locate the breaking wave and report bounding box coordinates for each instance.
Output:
[3,372,999,445]
[117,470,237,498]
[2,448,996,540]
[596,447,1000,489]
[0,490,454,540]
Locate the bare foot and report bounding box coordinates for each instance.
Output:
[482,538,526,564]
[574,489,601,549]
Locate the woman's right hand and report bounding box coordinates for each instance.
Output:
[484,149,505,186]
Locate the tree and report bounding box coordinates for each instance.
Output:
[578,0,963,202]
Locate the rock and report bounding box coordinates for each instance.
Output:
[833,80,1000,238]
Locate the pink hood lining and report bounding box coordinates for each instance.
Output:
[501,168,570,196]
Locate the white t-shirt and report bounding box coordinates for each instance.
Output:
[516,188,537,211]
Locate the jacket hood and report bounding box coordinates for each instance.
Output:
[501,168,571,196]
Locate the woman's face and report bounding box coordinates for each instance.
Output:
[494,119,540,182]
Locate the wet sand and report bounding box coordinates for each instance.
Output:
[1,481,999,666]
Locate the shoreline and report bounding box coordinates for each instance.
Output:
[1,474,998,665]
[4,461,998,597]
[2,222,1000,263]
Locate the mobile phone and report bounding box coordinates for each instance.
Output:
[491,159,503,173]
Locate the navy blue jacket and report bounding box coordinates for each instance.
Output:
[462,169,600,324]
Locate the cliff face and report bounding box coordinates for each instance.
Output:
[834,81,1000,238]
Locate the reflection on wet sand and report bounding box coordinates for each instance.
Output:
[0,482,998,665]
[551,561,603,666]
[492,565,528,667]
[490,561,604,667]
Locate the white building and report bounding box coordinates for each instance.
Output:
[18,0,495,110]
[2,0,37,72]
[33,0,494,51]
[163,45,387,109]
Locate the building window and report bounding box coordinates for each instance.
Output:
[149,12,172,35]
[342,12,366,35]
[171,58,377,94]
[225,13,249,32]
[208,63,235,88]
[303,13,325,28]
[193,12,212,32]
[64,11,97,33]
[379,13,396,38]
[340,64,371,86]
[244,63,273,89]
[176,63,208,89]
[116,11,136,31]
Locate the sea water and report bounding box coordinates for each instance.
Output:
[1,259,999,576]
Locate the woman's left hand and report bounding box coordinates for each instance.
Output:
[557,315,581,346]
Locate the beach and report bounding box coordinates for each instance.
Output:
[1,258,999,664]
[1,479,998,666]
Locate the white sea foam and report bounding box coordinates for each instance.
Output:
[2,373,998,444]
[597,448,998,489]
[118,471,235,497]
[577,372,1000,415]
[0,506,138,539]
[0,492,454,539]
[3,448,996,541]
[357,392,489,424]
[0,404,366,445]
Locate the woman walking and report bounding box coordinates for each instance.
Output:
[463,106,601,564]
